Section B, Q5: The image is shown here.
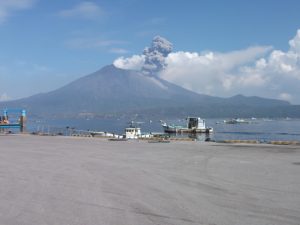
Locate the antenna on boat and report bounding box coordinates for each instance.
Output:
[128,121,144,128]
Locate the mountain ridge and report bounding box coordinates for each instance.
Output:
[0,64,296,118]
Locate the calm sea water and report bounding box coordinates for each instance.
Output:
[24,117,300,142]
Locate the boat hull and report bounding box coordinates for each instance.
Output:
[162,126,213,134]
[160,117,213,134]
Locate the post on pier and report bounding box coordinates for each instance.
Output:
[20,110,26,132]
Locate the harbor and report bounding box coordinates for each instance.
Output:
[1,2,300,225]
[1,111,300,225]
[1,110,300,144]
[15,116,300,143]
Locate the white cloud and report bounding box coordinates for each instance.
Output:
[160,46,271,96]
[113,29,300,103]
[0,0,35,24]
[113,46,272,96]
[247,30,300,79]
[279,93,292,102]
[114,55,145,70]
[12,60,51,73]
[66,38,125,50]
[0,93,11,101]
[58,2,103,20]
[289,29,300,53]
[160,30,300,103]
[109,48,129,54]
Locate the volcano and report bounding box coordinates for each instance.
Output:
[1,64,294,118]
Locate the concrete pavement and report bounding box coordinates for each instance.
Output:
[0,135,300,225]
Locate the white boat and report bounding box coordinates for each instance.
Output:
[124,121,153,139]
[125,127,142,139]
[160,117,213,134]
[223,118,249,124]
[89,131,122,138]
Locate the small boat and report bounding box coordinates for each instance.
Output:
[223,118,249,124]
[160,117,213,134]
[124,121,153,139]
[90,131,122,138]
[125,127,142,139]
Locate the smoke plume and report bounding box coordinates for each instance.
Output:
[142,36,173,76]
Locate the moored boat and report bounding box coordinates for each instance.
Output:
[160,117,213,134]
[223,118,249,124]
[124,121,153,139]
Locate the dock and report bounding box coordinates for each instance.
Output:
[0,108,26,132]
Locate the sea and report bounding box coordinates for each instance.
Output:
[23,117,300,142]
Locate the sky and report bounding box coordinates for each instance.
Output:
[1,0,300,103]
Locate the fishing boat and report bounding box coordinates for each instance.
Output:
[160,117,213,134]
[223,118,249,124]
[124,121,153,139]
[125,127,142,139]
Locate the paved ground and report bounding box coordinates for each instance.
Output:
[0,135,300,225]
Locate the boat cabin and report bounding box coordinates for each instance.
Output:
[125,127,141,139]
[187,117,206,129]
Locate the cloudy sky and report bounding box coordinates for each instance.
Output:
[1,0,300,103]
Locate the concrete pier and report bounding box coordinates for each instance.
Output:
[0,135,299,225]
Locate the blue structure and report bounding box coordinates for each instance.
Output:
[0,108,26,132]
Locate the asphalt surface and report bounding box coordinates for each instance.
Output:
[0,135,300,225]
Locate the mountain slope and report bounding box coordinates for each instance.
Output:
[0,65,294,118]
[2,65,216,116]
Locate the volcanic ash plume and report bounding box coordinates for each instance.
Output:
[142,36,173,76]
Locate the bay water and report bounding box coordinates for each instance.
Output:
[26,117,300,142]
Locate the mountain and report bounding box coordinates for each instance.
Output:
[0,65,214,116]
[0,65,297,118]
[224,94,290,107]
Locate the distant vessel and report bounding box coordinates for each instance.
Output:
[161,117,213,133]
[125,127,142,139]
[125,121,153,139]
[90,131,122,138]
[223,118,249,124]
